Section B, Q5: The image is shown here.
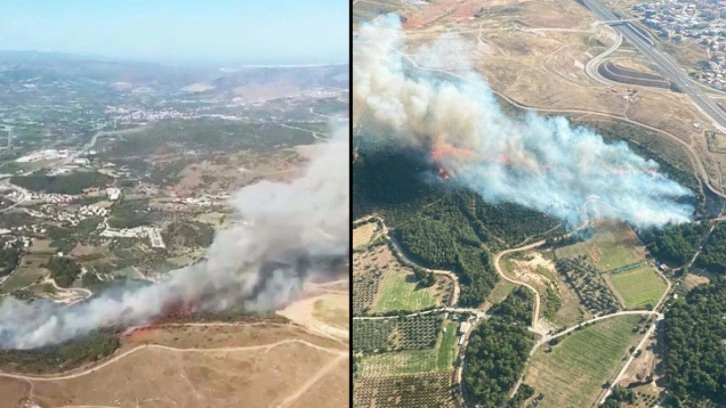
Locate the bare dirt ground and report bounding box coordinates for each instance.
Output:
[353,222,379,249]
[19,342,340,408]
[277,292,349,341]
[505,250,588,328]
[682,272,710,291]
[619,331,658,386]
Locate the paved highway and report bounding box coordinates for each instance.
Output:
[582,0,726,131]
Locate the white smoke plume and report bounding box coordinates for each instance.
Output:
[0,125,349,349]
[354,15,693,227]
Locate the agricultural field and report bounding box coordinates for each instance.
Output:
[557,221,646,272]
[353,268,384,314]
[607,266,667,310]
[371,271,440,312]
[353,313,444,352]
[523,315,644,408]
[353,243,453,314]
[556,256,621,315]
[0,239,56,294]
[353,372,455,408]
[357,319,459,377]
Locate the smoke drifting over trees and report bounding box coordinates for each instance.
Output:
[353,15,693,228]
[0,126,349,350]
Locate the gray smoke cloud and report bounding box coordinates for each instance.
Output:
[0,125,349,349]
[354,15,693,228]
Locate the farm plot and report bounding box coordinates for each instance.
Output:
[353,313,444,352]
[371,270,439,312]
[358,318,459,376]
[353,244,452,314]
[608,266,667,310]
[556,220,646,272]
[353,372,454,408]
[556,256,620,315]
[353,269,384,315]
[524,315,643,408]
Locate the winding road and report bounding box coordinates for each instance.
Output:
[355,210,673,407]
[582,0,726,132]
[0,338,346,383]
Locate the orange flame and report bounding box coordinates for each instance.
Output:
[431,143,476,162]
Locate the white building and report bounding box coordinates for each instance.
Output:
[106,187,121,201]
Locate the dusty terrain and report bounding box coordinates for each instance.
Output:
[354,0,726,191]
[0,281,349,408]
[353,222,379,249]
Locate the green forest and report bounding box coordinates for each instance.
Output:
[462,288,534,407]
[353,147,560,306]
[663,279,726,407]
[0,330,119,373]
[11,170,111,194]
[0,243,21,277]
[489,286,534,325]
[48,255,82,287]
[694,223,726,273]
[640,222,709,267]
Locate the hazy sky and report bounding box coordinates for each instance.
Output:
[0,0,349,65]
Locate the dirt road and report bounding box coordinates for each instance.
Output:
[0,339,346,383]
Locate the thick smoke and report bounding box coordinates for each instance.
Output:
[0,126,349,349]
[354,15,692,227]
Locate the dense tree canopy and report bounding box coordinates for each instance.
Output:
[695,224,726,274]
[663,279,726,407]
[48,256,81,287]
[354,147,560,306]
[0,331,119,374]
[0,243,21,277]
[490,286,534,325]
[640,222,709,267]
[11,171,111,194]
[462,289,534,407]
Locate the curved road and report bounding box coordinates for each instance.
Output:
[492,240,547,332]
[582,0,726,132]
[356,215,461,306]
[393,45,726,199]
[0,338,346,383]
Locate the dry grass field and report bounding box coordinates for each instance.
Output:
[0,289,349,408]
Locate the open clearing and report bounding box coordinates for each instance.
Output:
[556,220,646,271]
[501,250,589,328]
[371,270,438,312]
[353,222,379,249]
[359,319,459,377]
[523,315,642,408]
[354,244,453,313]
[608,266,667,309]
